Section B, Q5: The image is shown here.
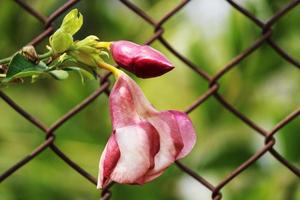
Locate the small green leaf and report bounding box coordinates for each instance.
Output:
[3,53,48,82]
[56,59,98,78]
[64,66,95,83]
[49,70,69,80]
[47,53,73,71]
[61,9,83,35]
[49,30,73,53]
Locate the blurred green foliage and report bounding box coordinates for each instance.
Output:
[0,0,299,200]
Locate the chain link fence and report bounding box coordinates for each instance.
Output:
[0,0,299,199]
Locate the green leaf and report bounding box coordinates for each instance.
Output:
[46,53,73,71]
[3,53,48,82]
[61,9,83,35]
[64,66,95,83]
[57,59,98,79]
[49,30,73,53]
[49,70,69,80]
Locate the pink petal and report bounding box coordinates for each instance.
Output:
[136,171,163,184]
[110,121,160,185]
[170,110,197,159]
[109,74,140,129]
[122,73,157,117]
[97,133,120,189]
[140,111,184,182]
[110,73,157,127]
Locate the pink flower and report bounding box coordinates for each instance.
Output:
[111,41,174,78]
[97,72,196,189]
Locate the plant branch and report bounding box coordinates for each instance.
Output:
[0,57,12,65]
[0,51,53,65]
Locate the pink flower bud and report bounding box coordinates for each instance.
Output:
[111,41,174,78]
[97,72,196,188]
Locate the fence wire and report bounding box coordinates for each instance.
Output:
[0,0,299,200]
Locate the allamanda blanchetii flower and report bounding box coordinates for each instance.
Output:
[98,71,196,188]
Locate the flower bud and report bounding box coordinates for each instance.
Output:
[111,40,174,78]
[21,45,38,63]
[49,29,73,54]
[49,9,83,54]
[68,35,103,67]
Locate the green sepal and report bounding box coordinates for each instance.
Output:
[61,9,83,35]
[68,50,98,67]
[49,30,73,54]
[64,66,95,84]
[75,35,100,47]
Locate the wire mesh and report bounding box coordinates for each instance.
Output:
[0,0,299,199]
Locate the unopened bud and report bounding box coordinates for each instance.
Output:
[111,40,174,78]
[21,45,38,63]
[69,35,102,67]
[49,30,73,54]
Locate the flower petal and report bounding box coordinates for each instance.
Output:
[170,111,197,159]
[122,73,157,117]
[97,133,120,189]
[133,45,174,78]
[141,111,184,181]
[109,74,140,129]
[110,121,160,185]
[110,73,157,128]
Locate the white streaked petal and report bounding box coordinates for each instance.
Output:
[146,113,178,176]
[111,124,152,184]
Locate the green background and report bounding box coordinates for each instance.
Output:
[0,0,299,199]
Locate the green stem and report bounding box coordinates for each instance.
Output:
[0,50,53,65]
[38,51,53,60]
[0,57,12,65]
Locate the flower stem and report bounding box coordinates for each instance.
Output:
[38,51,53,60]
[96,59,121,78]
[97,42,112,50]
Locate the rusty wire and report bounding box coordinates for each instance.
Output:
[0,0,299,200]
